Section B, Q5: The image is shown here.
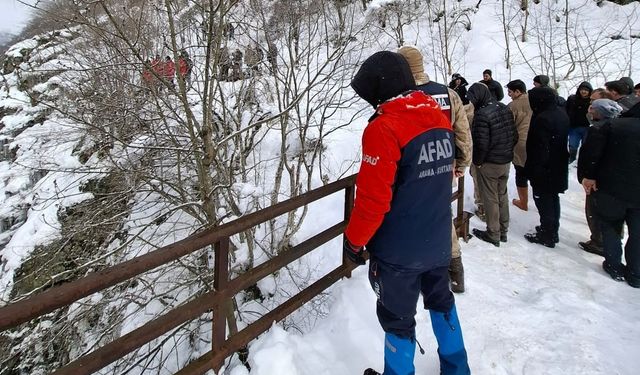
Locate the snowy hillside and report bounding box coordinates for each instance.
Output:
[0,0,639,374]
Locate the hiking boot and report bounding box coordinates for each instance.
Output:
[578,240,604,257]
[602,261,625,282]
[472,228,499,247]
[363,369,381,375]
[535,225,559,243]
[500,233,507,243]
[449,256,465,293]
[524,231,555,248]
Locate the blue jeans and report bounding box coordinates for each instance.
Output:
[568,127,588,152]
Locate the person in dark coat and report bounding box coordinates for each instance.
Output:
[565,81,593,163]
[480,69,504,102]
[468,82,518,247]
[578,88,615,256]
[449,73,469,105]
[533,74,567,107]
[524,86,570,247]
[345,51,470,375]
[578,99,640,288]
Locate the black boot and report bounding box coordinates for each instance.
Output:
[363,369,381,375]
[449,256,465,293]
[472,228,499,247]
[602,261,625,282]
[578,240,604,256]
[525,231,556,248]
[535,225,559,243]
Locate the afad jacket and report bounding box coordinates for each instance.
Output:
[345,90,454,271]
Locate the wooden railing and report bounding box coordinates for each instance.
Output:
[0,174,468,374]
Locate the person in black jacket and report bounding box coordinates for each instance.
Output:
[565,81,593,163]
[578,99,640,288]
[468,82,518,246]
[533,74,567,108]
[480,69,504,102]
[524,87,570,248]
[449,73,469,105]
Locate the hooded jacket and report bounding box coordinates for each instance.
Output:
[468,83,517,165]
[566,81,593,129]
[578,116,640,205]
[345,51,454,270]
[525,87,570,193]
[449,76,469,105]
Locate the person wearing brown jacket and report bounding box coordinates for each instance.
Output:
[398,45,472,293]
[506,80,532,211]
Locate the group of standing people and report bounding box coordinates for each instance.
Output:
[142,50,193,92]
[463,69,640,293]
[341,43,640,375]
[218,43,278,81]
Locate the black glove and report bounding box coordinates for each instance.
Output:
[343,238,366,265]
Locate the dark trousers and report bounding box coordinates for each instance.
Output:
[369,260,453,338]
[533,191,560,237]
[585,193,602,246]
[594,191,640,278]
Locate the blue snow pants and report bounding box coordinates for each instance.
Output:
[368,259,470,375]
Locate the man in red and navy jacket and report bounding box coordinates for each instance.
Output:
[344,51,470,375]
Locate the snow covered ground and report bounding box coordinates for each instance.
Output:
[234,166,640,375]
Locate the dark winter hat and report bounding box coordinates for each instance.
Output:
[482,69,492,77]
[351,51,416,108]
[452,73,462,79]
[619,77,634,94]
[591,99,623,119]
[533,75,550,87]
[605,80,629,95]
[506,79,526,93]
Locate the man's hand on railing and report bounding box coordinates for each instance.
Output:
[343,239,366,265]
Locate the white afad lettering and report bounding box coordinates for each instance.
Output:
[418,138,453,165]
[363,154,379,166]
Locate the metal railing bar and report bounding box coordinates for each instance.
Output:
[175,264,353,375]
[0,176,356,330]
[49,222,346,375]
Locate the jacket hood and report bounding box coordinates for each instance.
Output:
[576,81,593,96]
[397,45,429,85]
[467,82,493,108]
[351,51,416,108]
[528,86,558,113]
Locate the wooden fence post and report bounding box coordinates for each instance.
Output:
[212,237,230,373]
[343,184,355,277]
